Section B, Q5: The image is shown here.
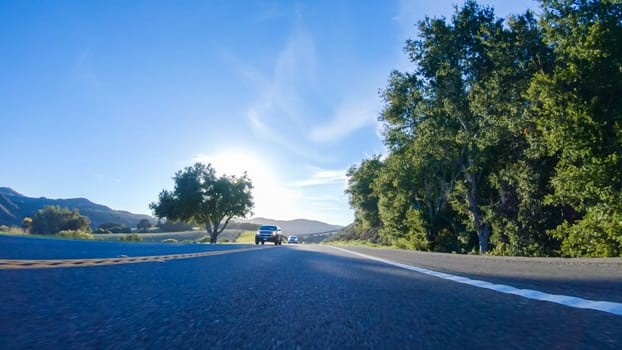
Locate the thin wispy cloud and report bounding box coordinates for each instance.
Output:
[95,173,121,184]
[257,24,316,125]
[193,150,349,223]
[192,151,304,220]
[239,18,330,163]
[308,94,380,143]
[289,169,347,187]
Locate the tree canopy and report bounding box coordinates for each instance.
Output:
[30,205,91,235]
[150,163,254,243]
[137,219,152,231]
[345,0,622,257]
[95,222,132,234]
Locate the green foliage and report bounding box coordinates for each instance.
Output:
[0,225,27,235]
[343,0,622,257]
[96,222,132,234]
[550,202,622,257]
[119,234,143,242]
[155,219,194,232]
[137,219,152,231]
[527,0,622,256]
[31,205,91,235]
[150,163,254,243]
[324,224,383,244]
[324,240,385,248]
[345,155,383,231]
[376,0,527,253]
[197,235,213,243]
[57,230,94,240]
[21,217,32,232]
[486,159,562,256]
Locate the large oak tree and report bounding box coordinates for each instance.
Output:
[150,163,254,243]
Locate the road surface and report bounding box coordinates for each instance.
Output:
[1,235,621,349]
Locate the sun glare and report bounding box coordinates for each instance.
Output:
[193,150,302,220]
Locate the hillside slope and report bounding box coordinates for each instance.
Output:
[241,217,343,235]
[0,187,153,229]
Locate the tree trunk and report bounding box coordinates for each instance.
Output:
[478,223,491,254]
[466,173,491,254]
[205,223,217,244]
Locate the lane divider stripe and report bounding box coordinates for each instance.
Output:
[0,247,260,270]
[329,246,622,317]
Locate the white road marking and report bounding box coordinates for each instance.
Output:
[329,246,622,317]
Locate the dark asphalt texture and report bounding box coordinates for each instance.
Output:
[341,246,622,304]
[1,236,621,349]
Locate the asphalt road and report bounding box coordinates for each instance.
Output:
[1,235,621,349]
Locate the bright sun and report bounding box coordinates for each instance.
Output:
[193,149,302,220]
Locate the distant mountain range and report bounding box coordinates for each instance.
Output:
[0,187,152,229]
[0,187,345,234]
[240,217,343,235]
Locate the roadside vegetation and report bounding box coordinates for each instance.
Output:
[119,234,143,242]
[0,225,28,235]
[57,230,94,240]
[3,204,250,244]
[343,0,622,257]
[150,163,254,243]
[234,231,257,244]
[323,240,384,248]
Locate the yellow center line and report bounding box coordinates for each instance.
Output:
[0,247,261,270]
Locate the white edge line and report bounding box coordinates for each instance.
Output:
[328,246,622,317]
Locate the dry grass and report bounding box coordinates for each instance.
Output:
[0,226,28,235]
[234,231,257,244]
[93,229,245,243]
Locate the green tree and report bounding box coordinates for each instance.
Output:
[96,222,132,234]
[464,10,560,256]
[527,0,622,256]
[396,1,517,253]
[155,219,194,232]
[345,155,383,232]
[22,217,32,233]
[119,234,142,242]
[150,163,254,243]
[378,1,555,254]
[137,218,152,231]
[345,0,621,257]
[373,152,430,249]
[379,69,465,251]
[30,206,91,235]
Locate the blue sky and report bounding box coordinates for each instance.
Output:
[1,0,537,226]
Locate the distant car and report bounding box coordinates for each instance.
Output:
[288,235,298,244]
[255,225,284,245]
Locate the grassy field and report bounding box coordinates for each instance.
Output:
[93,229,245,243]
[0,228,248,243]
[0,226,27,235]
[234,231,257,244]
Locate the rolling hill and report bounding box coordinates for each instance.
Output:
[0,187,345,237]
[0,187,153,229]
[240,217,343,235]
